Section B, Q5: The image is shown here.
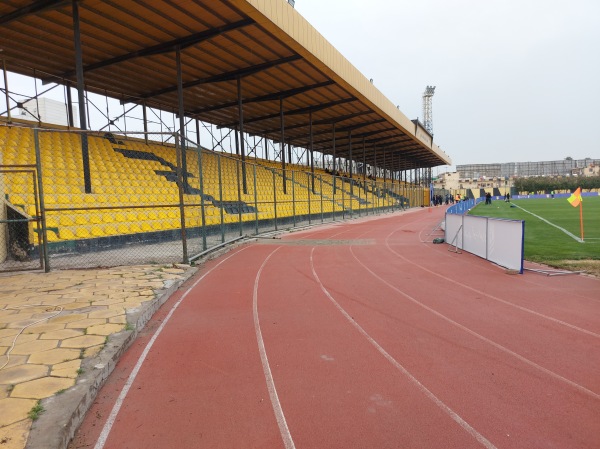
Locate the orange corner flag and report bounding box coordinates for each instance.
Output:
[567,187,582,207]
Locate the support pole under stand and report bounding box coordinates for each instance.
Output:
[197,144,207,251]
[234,126,239,155]
[2,59,11,123]
[332,123,336,195]
[383,150,387,184]
[176,48,189,193]
[72,0,91,193]
[362,138,367,193]
[348,131,353,196]
[237,77,247,194]
[34,129,49,272]
[66,81,74,128]
[373,146,377,183]
[309,110,315,193]
[143,101,148,144]
[264,136,269,160]
[175,136,189,264]
[280,97,287,194]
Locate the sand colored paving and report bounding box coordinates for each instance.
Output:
[0,264,195,449]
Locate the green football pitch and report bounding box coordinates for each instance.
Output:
[469,196,600,263]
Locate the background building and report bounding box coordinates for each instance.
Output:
[433,158,600,199]
[14,97,78,128]
[457,158,600,179]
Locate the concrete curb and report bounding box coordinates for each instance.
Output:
[25,266,198,449]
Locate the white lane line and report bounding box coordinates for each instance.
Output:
[253,246,296,449]
[93,247,249,449]
[384,229,600,339]
[309,248,498,449]
[512,203,583,242]
[349,246,600,401]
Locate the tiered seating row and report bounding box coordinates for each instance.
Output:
[1,126,401,244]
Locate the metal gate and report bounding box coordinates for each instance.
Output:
[0,167,44,272]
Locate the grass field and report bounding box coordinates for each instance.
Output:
[469,196,600,274]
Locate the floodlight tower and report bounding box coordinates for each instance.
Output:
[422,85,435,134]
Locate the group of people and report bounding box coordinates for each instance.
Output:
[432,193,456,206]
[484,192,510,205]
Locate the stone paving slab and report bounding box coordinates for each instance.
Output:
[0,264,197,449]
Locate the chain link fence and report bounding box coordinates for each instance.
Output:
[1,126,426,272]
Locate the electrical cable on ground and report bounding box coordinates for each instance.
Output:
[0,304,63,371]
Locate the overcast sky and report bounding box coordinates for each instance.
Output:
[295,0,600,171]
[3,1,598,173]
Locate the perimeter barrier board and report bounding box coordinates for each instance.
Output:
[445,208,524,273]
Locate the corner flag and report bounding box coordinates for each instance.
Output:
[567,187,584,241]
[567,187,582,207]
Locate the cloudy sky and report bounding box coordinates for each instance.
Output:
[3,1,598,172]
[295,0,600,170]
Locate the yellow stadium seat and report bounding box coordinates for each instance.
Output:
[75,227,91,239]
[75,214,89,225]
[59,228,75,240]
[117,223,129,234]
[91,226,105,237]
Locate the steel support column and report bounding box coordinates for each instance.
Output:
[362,138,367,193]
[373,146,377,181]
[176,48,189,193]
[2,59,11,123]
[280,97,286,194]
[332,122,336,194]
[348,131,353,196]
[72,0,91,193]
[309,110,315,193]
[383,150,387,184]
[264,136,268,160]
[143,101,148,144]
[65,81,74,128]
[234,125,239,155]
[237,77,248,194]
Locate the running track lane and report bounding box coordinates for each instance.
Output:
[69,208,600,449]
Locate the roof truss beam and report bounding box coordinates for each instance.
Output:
[260,109,371,135]
[219,97,356,129]
[141,54,301,100]
[191,80,334,115]
[58,18,255,80]
[0,0,69,26]
[285,97,356,117]
[336,118,387,133]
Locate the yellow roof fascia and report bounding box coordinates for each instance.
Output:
[233,0,451,166]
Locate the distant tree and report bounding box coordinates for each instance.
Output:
[513,176,600,193]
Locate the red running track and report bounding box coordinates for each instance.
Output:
[69,207,600,449]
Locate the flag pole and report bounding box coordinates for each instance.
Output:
[580,201,584,242]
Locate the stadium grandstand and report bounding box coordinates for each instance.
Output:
[0,0,451,272]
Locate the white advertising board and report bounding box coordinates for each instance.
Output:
[444,213,524,273]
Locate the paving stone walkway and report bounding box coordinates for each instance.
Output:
[0,264,196,449]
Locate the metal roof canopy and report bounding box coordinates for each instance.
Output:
[0,0,452,172]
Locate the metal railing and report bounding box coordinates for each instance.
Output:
[0,127,426,271]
